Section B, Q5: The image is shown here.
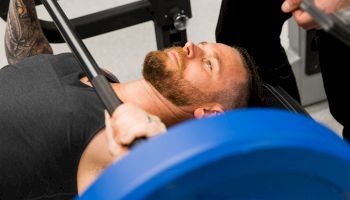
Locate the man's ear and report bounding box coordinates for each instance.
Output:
[193,104,224,119]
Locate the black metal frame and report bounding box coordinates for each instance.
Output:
[1,0,191,49]
[39,1,153,43]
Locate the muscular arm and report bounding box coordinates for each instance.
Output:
[5,0,53,65]
[77,129,122,195]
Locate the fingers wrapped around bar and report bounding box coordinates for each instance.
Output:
[104,103,167,162]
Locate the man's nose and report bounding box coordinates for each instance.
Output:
[183,42,199,59]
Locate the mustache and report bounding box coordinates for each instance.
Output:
[164,47,187,73]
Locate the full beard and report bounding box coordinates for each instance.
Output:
[142,47,207,106]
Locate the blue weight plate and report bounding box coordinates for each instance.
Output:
[78,108,350,200]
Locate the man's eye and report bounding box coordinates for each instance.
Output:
[206,60,213,71]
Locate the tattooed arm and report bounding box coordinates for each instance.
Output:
[5,0,53,65]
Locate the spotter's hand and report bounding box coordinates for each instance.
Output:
[104,103,167,161]
[282,0,350,30]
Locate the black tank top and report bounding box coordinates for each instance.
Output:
[0,53,121,199]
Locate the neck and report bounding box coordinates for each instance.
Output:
[111,79,193,126]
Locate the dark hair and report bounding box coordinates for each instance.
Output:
[234,46,264,107]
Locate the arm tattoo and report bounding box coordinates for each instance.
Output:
[5,0,53,65]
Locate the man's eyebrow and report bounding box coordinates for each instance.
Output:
[199,41,208,45]
[213,51,222,69]
[209,45,221,67]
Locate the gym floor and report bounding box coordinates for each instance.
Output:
[0,0,343,137]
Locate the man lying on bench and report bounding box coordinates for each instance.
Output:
[0,0,263,199]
